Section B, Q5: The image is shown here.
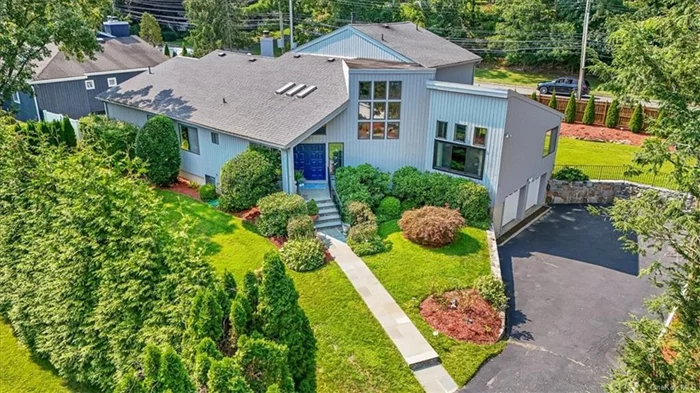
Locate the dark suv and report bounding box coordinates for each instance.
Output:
[537,77,590,96]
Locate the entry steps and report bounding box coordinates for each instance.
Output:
[311,198,342,230]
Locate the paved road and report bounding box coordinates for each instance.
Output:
[461,205,673,393]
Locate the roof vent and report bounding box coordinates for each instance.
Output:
[248,57,256,62]
[218,52,226,57]
[296,85,317,98]
[97,37,105,43]
[285,84,306,97]
[293,54,301,58]
[276,82,296,95]
[382,23,390,28]
[327,57,335,62]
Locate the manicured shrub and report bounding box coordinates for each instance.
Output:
[530,91,537,100]
[605,99,621,128]
[582,95,596,125]
[219,150,279,212]
[377,196,401,222]
[242,271,259,312]
[629,103,644,133]
[79,114,139,162]
[194,338,222,386]
[474,275,508,311]
[552,166,590,182]
[548,91,558,109]
[453,181,491,228]
[347,222,388,256]
[229,293,252,349]
[200,183,217,201]
[181,45,189,56]
[564,92,577,123]
[143,344,162,389]
[280,238,326,272]
[207,357,249,393]
[306,199,319,216]
[234,336,295,393]
[187,289,224,344]
[159,345,195,393]
[258,252,316,393]
[60,116,77,148]
[346,201,376,226]
[114,371,146,393]
[287,215,315,240]
[256,192,307,237]
[334,164,389,209]
[399,206,465,247]
[163,43,171,56]
[135,115,181,186]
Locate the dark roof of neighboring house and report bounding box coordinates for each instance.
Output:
[98,52,348,148]
[351,22,481,68]
[32,36,168,81]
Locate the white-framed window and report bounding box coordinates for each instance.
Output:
[11,92,21,104]
[107,77,117,87]
[542,126,558,157]
[357,80,401,140]
[85,80,95,90]
[179,124,200,154]
[211,132,219,145]
[473,126,488,147]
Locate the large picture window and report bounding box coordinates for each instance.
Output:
[433,140,485,179]
[358,80,401,140]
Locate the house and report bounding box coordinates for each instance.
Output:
[3,18,168,121]
[98,22,563,235]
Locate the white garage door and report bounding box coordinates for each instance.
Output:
[526,176,542,210]
[502,189,520,227]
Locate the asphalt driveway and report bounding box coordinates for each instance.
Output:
[462,205,672,393]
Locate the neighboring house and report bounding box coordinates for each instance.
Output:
[2,18,168,121]
[99,22,562,235]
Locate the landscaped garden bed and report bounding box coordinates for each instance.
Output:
[420,289,502,344]
[559,123,649,146]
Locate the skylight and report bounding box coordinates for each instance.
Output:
[296,85,317,98]
[275,82,295,95]
[285,84,306,97]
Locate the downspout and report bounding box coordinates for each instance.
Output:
[31,85,41,121]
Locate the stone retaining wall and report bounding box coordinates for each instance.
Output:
[547,179,695,210]
[486,228,507,341]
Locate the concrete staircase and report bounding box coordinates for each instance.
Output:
[312,197,342,230]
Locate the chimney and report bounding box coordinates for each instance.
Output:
[260,30,275,57]
[103,17,130,37]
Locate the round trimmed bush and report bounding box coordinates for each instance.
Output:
[199,184,217,201]
[306,199,319,216]
[346,222,387,256]
[219,149,279,212]
[552,166,589,182]
[398,206,465,247]
[377,196,401,222]
[345,201,375,226]
[287,215,315,240]
[280,238,326,272]
[475,275,508,311]
[135,115,181,186]
[256,192,307,237]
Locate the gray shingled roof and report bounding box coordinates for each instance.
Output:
[33,36,168,81]
[352,22,481,68]
[98,52,348,148]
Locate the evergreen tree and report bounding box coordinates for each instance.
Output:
[114,371,146,393]
[605,99,621,128]
[242,271,259,311]
[218,270,237,317]
[234,335,295,393]
[184,0,251,56]
[160,346,195,393]
[61,116,77,148]
[135,115,181,186]
[548,91,558,109]
[628,103,644,133]
[564,92,577,123]
[182,45,189,56]
[207,357,253,393]
[187,289,225,343]
[193,337,223,387]
[530,91,537,100]
[258,252,316,393]
[139,12,163,46]
[229,293,252,349]
[164,43,171,57]
[582,95,596,125]
[143,344,163,390]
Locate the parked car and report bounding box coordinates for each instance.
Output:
[537,77,590,96]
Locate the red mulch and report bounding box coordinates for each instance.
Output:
[420,289,502,344]
[159,177,201,200]
[560,123,650,146]
[236,207,261,222]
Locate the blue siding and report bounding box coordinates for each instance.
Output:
[86,71,144,113]
[2,92,38,121]
[34,80,91,119]
[295,27,411,63]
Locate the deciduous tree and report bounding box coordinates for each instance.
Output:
[184,0,250,57]
[139,12,163,46]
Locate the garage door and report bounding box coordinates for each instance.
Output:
[526,176,542,210]
[502,190,520,227]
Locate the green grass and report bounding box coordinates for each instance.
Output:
[362,221,507,385]
[0,320,76,393]
[157,191,422,393]
[475,66,608,96]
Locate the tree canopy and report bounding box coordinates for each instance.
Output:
[139,12,163,46]
[184,0,250,56]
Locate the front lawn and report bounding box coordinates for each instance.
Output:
[158,190,423,393]
[474,66,608,96]
[362,220,507,385]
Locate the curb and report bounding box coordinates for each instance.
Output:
[486,227,507,341]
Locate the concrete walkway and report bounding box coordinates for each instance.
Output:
[320,231,458,393]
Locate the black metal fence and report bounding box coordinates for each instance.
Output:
[553,165,678,190]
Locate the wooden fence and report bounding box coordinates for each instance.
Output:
[534,95,659,130]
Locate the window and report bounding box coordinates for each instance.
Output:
[436,121,448,139]
[211,132,219,145]
[433,140,485,179]
[542,126,558,157]
[205,175,216,186]
[357,80,402,140]
[85,80,95,90]
[454,124,467,142]
[11,92,20,104]
[107,77,117,87]
[179,124,200,154]
[473,127,487,147]
[313,125,326,135]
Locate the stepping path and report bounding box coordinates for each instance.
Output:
[320,230,458,393]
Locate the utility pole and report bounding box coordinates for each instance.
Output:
[289,0,296,49]
[277,0,285,50]
[577,0,592,99]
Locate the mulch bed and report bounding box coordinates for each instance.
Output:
[420,289,502,344]
[560,123,650,146]
[159,177,201,200]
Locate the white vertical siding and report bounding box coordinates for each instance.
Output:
[299,69,435,174]
[295,27,409,63]
[425,89,508,204]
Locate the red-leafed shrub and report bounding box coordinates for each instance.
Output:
[398,206,465,247]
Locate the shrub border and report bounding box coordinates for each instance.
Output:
[485,226,507,341]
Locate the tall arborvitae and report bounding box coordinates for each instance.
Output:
[605,99,621,128]
[229,293,252,350]
[628,103,644,133]
[188,289,224,344]
[548,90,558,109]
[163,43,170,56]
[258,252,316,393]
[242,271,259,311]
[234,335,294,393]
[530,91,537,100]
[582,95,596,125]
[61,116,77,147]
[159,346,195,393]
[564,92,577,123]
[143,344,162,390]
[194,337,222,388]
